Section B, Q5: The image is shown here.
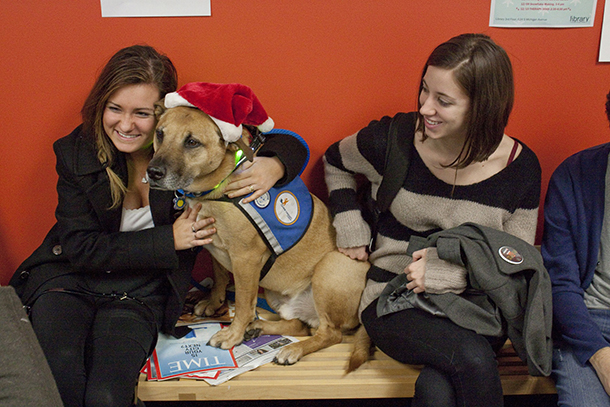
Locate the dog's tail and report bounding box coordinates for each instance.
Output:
[346,324,374,373]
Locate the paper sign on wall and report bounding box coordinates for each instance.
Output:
[101,0,211,17]
[490,0,597,28]
[599,0,610,61]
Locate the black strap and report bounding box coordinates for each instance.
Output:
[376,112,416,212]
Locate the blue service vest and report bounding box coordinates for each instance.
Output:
[230,177,313,279]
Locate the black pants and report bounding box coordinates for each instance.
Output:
[362,299,505,407]
[30,276,160,407]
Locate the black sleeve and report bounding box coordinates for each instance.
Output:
[257,132,309,187]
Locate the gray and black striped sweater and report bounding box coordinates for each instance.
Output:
[323,113,541,310]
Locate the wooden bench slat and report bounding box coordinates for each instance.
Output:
[137,335,556,401]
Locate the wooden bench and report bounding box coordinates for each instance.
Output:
[136,335,556,402]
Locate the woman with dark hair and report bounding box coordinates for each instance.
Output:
[10,44,307,407]
[324,34,541,406]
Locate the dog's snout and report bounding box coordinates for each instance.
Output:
[147,165,166,181]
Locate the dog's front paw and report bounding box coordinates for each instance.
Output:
[207,326,244,349]
[273,344,304,365]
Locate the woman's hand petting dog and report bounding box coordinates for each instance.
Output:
[225,156,285,203]
[173,203,216,250]
[339,246,369,262]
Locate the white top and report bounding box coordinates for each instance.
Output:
[120,206,154,232]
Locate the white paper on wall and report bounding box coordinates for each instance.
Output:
[101,0,211,18]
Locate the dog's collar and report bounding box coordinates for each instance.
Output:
[172,132,266,210]
[172,151,243,209]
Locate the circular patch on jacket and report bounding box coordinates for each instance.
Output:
[275,191,300,225]
[498,246,523,265]
[254,192,271,209]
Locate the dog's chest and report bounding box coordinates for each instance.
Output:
[190,199,266,270]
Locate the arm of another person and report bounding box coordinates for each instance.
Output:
[323,117,393,261]
[542,161,610,386]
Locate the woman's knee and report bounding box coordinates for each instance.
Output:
[85,381,137,407]
[413,367,456,407]
[453,337,499,377]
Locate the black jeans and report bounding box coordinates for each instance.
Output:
[362,299,504,407]
[30,276,159,407]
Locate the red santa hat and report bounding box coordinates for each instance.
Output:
[164,82,274,143]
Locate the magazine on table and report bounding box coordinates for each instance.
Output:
[149,323,237,380]
[142,280,298,384]
[142,354,221,381]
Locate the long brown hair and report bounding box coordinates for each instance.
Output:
[416,33,514,169]
[81,45,177,208]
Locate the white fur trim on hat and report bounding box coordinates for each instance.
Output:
[164,92,194,109]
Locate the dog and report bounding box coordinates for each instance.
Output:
[147,103,370,366]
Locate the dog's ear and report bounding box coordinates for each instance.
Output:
[154,99,167,119]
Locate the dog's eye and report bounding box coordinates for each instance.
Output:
[184,136,202,149]
[155,129,164,144]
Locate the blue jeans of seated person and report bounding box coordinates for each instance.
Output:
[361,299,505,407]
[553,308,610,407]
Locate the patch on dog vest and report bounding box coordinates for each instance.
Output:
[236,177,313,256]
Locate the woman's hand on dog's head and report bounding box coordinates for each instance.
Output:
[173,203,216,250]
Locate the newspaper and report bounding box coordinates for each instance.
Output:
[203,334,299,386]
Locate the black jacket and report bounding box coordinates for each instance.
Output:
[11,125,194,334]
[10,124,307,334]
[378,223,553,376]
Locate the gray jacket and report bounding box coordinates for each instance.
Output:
[378,222,552,376]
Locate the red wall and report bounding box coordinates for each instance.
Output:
[2,1,610,284]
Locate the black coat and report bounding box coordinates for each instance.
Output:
[11,124,308,334]
[10,125,196,334]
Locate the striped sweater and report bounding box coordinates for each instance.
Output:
[323,113,541,313]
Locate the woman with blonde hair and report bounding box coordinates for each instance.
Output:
[11,44,307,406]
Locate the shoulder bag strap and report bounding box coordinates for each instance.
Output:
[376,112,416,212]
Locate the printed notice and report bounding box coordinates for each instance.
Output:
[101,0,211,17]
[599,0,610,61]
[490,0,597,28]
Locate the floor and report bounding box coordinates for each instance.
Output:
[145,394,558,407]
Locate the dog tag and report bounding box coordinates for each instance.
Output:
[173,196,186,210]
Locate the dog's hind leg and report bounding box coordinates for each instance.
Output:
[265,251,369,365]
[245,318,311,341]
[272,251,368,365]
[273,316,343,365]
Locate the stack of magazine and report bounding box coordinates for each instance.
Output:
[142,286,298,385]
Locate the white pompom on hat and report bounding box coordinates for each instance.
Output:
[164,82,274,143]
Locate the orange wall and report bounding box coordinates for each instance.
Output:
[2,0,610,284]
